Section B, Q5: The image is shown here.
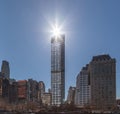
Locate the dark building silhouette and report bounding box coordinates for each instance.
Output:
[1,60,10,79]
[0,76,9,103]
[9,82,18,103]
[89,54,116,110]
[117,99,120,109]
[51,35,65,106]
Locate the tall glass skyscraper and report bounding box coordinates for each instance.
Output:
[51,35,65,106]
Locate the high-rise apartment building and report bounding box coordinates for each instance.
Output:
[1,61,10,79]
[75,65,91,107]
[0,77,9,101]
[89,55,116,110]
[75,54,116,110]
[28,79,38,102]
[51,35,65,106]
[38,81,45,104]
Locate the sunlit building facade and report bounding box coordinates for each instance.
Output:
[38,81,45,104]
[42,92,52,106]
[75,65,91,107]
[51,35,65,106]
[67,86,76,104]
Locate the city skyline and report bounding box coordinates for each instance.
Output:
[0,0,120,99]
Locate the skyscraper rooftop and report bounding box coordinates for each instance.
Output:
[92,54,112,61]
[1,60,10,79]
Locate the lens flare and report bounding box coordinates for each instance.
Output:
[51,23,62,38]
[53,25,60,36]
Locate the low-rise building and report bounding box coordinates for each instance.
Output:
[67,86,76,104]
[42,92,52,106]
[17,80,28,103]
[117,99,120,109]
[9,82,18,104]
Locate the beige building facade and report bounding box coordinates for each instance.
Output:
[42,92,52,106]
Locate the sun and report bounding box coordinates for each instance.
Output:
[51,24,62,37]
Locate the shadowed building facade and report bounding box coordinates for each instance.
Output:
[75,54,116,110]
[51,35,65,106]
[89,55,116,110]
[17,80,28,103]
[28,79,38,102]
[1,61,10,79]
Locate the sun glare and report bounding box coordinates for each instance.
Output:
[51,24,62,37]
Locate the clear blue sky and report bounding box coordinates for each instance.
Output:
[0,0,120,99]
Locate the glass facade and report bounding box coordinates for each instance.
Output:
[51,35,65,106]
